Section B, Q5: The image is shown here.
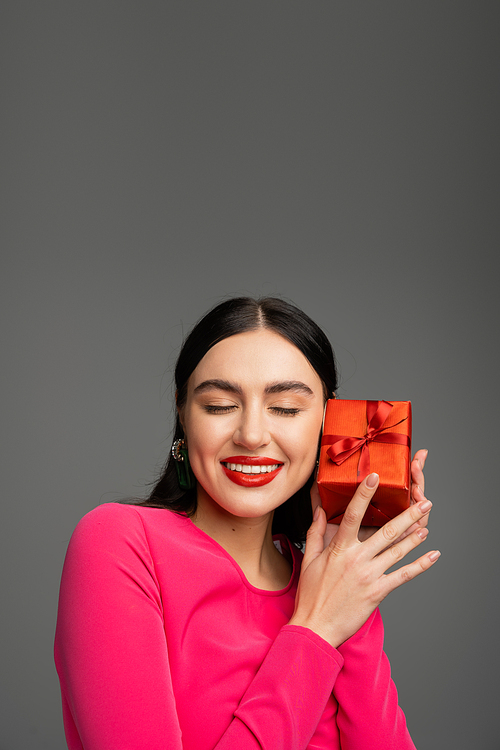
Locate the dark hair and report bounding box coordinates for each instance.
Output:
[141,297,338,546]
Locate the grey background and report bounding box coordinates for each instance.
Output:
[2,2,499,748]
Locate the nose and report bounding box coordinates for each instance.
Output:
[233,404,271,451]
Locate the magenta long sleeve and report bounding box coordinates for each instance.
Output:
[55,503,415,749]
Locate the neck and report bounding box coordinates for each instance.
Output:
[191,487,291,590]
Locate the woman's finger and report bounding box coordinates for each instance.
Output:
[310,478,322,515]
[374,526,430,574]
[364,495,432,556]
[331,473,380,551]
[388,485,431,545]
[412,485,430,530]
[381,548,441,597]
[302,504,327,570]
[411,449,428,499]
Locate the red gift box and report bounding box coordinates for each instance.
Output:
[317,399,412,526]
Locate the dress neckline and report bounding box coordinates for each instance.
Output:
[182,514,299,596]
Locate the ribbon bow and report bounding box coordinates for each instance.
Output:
[321,400,410,483]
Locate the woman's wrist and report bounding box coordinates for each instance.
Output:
[287,615,343,650]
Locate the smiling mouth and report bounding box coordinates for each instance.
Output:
[221,462,281,474]
[220,457,284,487]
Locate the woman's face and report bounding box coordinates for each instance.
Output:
[180,328,325,521]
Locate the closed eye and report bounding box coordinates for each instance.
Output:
[269,407,301,416]
[203,405,237,414]
[203,405,301,416]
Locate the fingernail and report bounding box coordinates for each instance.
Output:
[416,527,429,539]
[428,550,441,562]
[313,505,321,521]
[366,473,379,488]
[418,499,432,513]
[414,485,424,498]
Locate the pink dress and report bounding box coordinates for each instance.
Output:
[54,503,416,749]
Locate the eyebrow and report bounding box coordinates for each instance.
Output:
[193,379,314,397]
[265,381,314,397]
[194,379,243,395]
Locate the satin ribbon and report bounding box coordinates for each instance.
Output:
[321,400,410,482]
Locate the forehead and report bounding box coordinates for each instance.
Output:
[190,329,323,390]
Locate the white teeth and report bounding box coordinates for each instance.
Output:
[223,462,280,474]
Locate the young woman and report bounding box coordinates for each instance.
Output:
[55,297,438,749]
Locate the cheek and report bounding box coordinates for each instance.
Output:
[183,410,228,465]
[183,432,217,487]
[283,419,322,467]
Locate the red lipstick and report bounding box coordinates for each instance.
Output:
[221,456,280,465]
[220,456,284,487]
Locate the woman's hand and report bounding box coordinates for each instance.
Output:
[292,472,440,649]
[310,448,430,548]
[399,448,430,541]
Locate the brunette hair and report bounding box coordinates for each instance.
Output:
[141,297,338,545]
